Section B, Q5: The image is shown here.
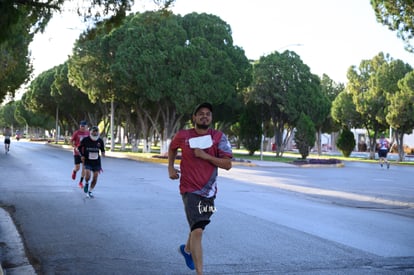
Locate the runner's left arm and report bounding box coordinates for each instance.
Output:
[100,138,106,157]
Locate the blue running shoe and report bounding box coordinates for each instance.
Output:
[83,183,89,193]
[179,244,194,270]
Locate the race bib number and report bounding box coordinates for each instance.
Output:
[89,152,99,160]
[189,135,213,149]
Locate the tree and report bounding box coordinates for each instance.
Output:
[347,53,390,159]
[386,71,414,161]
[69,25,116,105]
[319,74,344,152]
[13,100,29,127]
[374,59,413,160]
[106,11,251,153]
[371,0,414,52]
[0,0,176,45]
[169,12,251,139]
[52,62,101,131]
[319,75,344,135]
[0,0,175,104]
[68,11,251,153]
[331,90,363,129]
[294,113,315,159]
[0,101,22,130]
[12,97,55,137]
[374,59,412,125]
[24,68,58,118]
[239,102,262,155]
[336,128,356,157]
[248,50,320,157]
[20,93,55,136]
[305,74,334,155]
[68,20,121,148]
[347,53,412,159]
[105,11,188,151]
[0,21,33,102]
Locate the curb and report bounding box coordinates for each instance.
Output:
[48,143,345,168]
[296,163,345,168]
[46,143,264,167]
[0,208,36,275]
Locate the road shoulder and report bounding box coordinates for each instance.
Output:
[0,207,36,275]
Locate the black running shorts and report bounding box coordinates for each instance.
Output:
[182,192,215,231]
[74,155,82,165]
[378,149,388,158]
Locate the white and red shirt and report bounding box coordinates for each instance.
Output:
[379,138,389,150]
[170,128,233,197]
[70,130,90,156]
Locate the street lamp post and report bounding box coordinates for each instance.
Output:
[55,106,59,144]
[277,43,304,52]
[260,122,264,161]
[110,99,115,152]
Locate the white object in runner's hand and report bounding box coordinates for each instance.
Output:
[189,135,212,149]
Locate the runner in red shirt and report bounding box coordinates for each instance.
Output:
[168,103,232,274]
[70,121,90,188]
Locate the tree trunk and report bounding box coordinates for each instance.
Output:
[396,130,405,162]
[331,132,338,152]
[316,128,322,155]
[120,126,126,151]
[273,122,284,157]
[368,129,378,160]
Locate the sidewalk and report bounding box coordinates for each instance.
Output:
[0,208,36,275]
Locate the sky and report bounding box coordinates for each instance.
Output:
[29,0,413,84]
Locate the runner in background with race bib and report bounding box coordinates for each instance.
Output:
[78,126,106,198]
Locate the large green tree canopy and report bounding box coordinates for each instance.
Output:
[52,62,100,128]
[331,88,364,133]
[68,11,251,153]
[346,52,413,159]
[371,0,414,52]
[248,50,321,156]
[0,0,175,104]
[319,74,344,133]
[347,52,390,155]
[387,70,414,131]
[0,30,32,101]
[386,70,414,160]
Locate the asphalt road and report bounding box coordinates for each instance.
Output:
[0,141,413,274]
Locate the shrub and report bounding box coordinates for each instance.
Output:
[239,103,262,156]
[294,113,315,159]
[337,128,356,157]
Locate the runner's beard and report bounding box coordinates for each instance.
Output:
[196,122,210,130]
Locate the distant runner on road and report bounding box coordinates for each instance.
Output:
[70,120,89,188]
[377,134,390,169]
[3,126,11,154]
[78,126,105,198]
